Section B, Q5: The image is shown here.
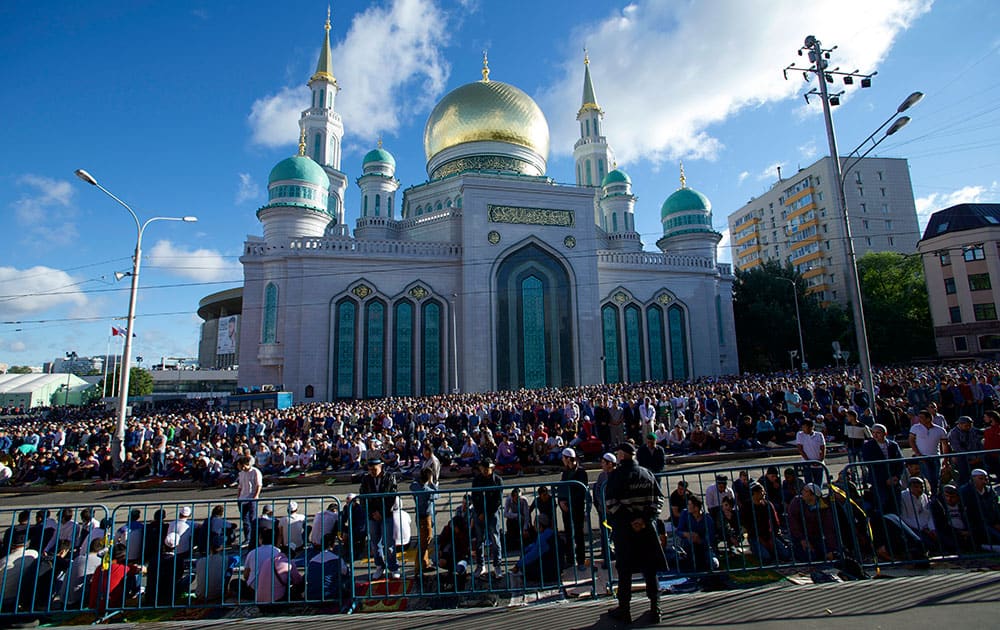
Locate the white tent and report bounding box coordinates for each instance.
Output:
[0,373,91,408]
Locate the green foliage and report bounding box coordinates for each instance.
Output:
[98,366,154,396]
[7,365,33,374]
[856,251,934,362]
[734,261,851,372]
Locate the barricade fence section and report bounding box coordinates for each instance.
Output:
[346,480,596,605]
[839,448,1000,569]
[0,504,110,616]
[100,495,344,615]
[599,459,842,591]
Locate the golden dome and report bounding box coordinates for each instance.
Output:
[423,80,550,163]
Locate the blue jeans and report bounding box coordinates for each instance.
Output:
[475,512,502,570]
[369,515,398,571]
[239,499,256,545]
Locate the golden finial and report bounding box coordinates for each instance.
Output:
[481,50,490,82]
[325,6,331,33]
[298,127,307,156]
[377,135,383,149]
[584,47,589,66]
[679,161,687,188]
[612,159,617,169]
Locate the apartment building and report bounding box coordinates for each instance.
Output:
[728,157,920,303]
[917,203,1000,358]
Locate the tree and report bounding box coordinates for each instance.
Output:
[734,261,851,372]
[98,366,154,396]
[856,251,934,363]
[7,365,33,374]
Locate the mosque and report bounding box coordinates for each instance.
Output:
[232,16,738,400]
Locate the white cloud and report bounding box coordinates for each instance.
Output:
[915,182,1000,231]
[11,175,78,246]
[0,266,88,316]
[717,228,732,265]
[248,0,450,148]
[146,240,242,283]
[799,139,818,160]
[757,161,787,182]
[737,171,749,186]
[541,0,931,165]
[235,173,260,204]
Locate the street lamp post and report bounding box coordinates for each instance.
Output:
[778,278,806,371]
[799,35,921,407]
[75,169,197,472]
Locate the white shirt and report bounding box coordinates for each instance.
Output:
[238,466,263,500]
[796,430,826,461]
[165,518,192,555]
[244,544,280,589]
[898,490,935,533]
[309,510,339,547]
[910,423,947,457]
[277,513,306,552]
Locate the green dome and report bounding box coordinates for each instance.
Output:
[363,147,396,167]
[660,187,710,220]
[602,169,630,187]
[268,155,329,188]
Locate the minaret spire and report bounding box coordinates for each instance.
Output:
[298,128,307,156]
[481,50,490,82]
[679,161,687,189]
[579,48,600,116]
[310,6,337,86]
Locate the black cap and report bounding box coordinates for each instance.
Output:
[616,442,636,455]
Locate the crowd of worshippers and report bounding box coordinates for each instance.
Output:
[2,363,999,489]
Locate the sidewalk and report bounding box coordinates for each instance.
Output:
[29,566,1000,630]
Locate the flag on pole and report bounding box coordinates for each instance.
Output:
[112,325,129,337]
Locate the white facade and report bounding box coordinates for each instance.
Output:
[237,29,737,401]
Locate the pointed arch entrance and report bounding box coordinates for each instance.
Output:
[495,243,575,390]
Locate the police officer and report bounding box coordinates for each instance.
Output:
[604,442,666,624]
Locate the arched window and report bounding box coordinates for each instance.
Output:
[521,275,547,389]
[577,164,582,185]
[436,201,443,211]
[612,213,618,232]
[262,283,278,344]
[394,301,414,396]
[455,196,462,208]
[333,299,356,398]
[647,304,667,382]
[668,304,689,380]
[365,300,386,398]
[388,196,393,217]
[363,195,368,215]
[585,160,592,186]
[602,304,621,384]
[597,159,605,182]
[314,133,322,161]
[416,205,423,216]
[374,195,381,217]
[624,304,644,382]
[716,295,726,347]
[593,117,600,136]
[422,301,442,395]
[304,385,314,398]
[585,119,590,136]
[319,88,325,108]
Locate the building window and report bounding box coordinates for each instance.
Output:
[954,336,968,352]
[624,304,644,383]
[393,301,414,397]
[980,334,1000,351]
[602,304,621,384]
[667,304,689,380]
[964,245,986,262]
[860,203,867,213]
[880,188,886,197]
[881,204,889,214]
[949,306,962,323]
[939,252,951,266]
[262,283,278,344]
[877,171,883,181]
[585,160,592,186]
[374,195,381,217]
[647,305,667,381]
[969,273,992,291]
[888,236,895,246]
[364,300,386,399]
[333,299,357,399]
[421,301,443,395]
[863,219,869,230]
[855,172,862,184]
[866,237,872,247]
[858,187,863,197]
[944,278,956,295]
[521,276,548,389]
[974,303,998,321]
[363,195,368,215]
[885,219,893,230]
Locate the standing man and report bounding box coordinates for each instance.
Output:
[358,456,400,579]
[471,458,505,579]
[237,455,262,546]
[604,442,666,624]
[795,418,826,486]
[558,448,590,570]
[637,433,666,474]
[592,452,617,569]
[948,415,983,485]
[861,424,905,514]
[909,409,950,494]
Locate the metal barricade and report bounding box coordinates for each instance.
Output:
[346,479,597,608]
[100,495,343,617]
[599,459,842,592]
[839,448,1000,569]
[0,503,111,618]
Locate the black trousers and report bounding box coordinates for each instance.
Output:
[617,566,659,609]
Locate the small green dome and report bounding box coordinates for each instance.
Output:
[602,169,630,187]
[268,155,329,188]
[363,147,396,167]
[660,187,710,220]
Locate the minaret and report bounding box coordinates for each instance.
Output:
[573,50,615,188]
[600,163,641,250]
[300,9,348,233]
[355,138,401,240]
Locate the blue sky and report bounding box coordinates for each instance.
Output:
[1,0,998,368]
